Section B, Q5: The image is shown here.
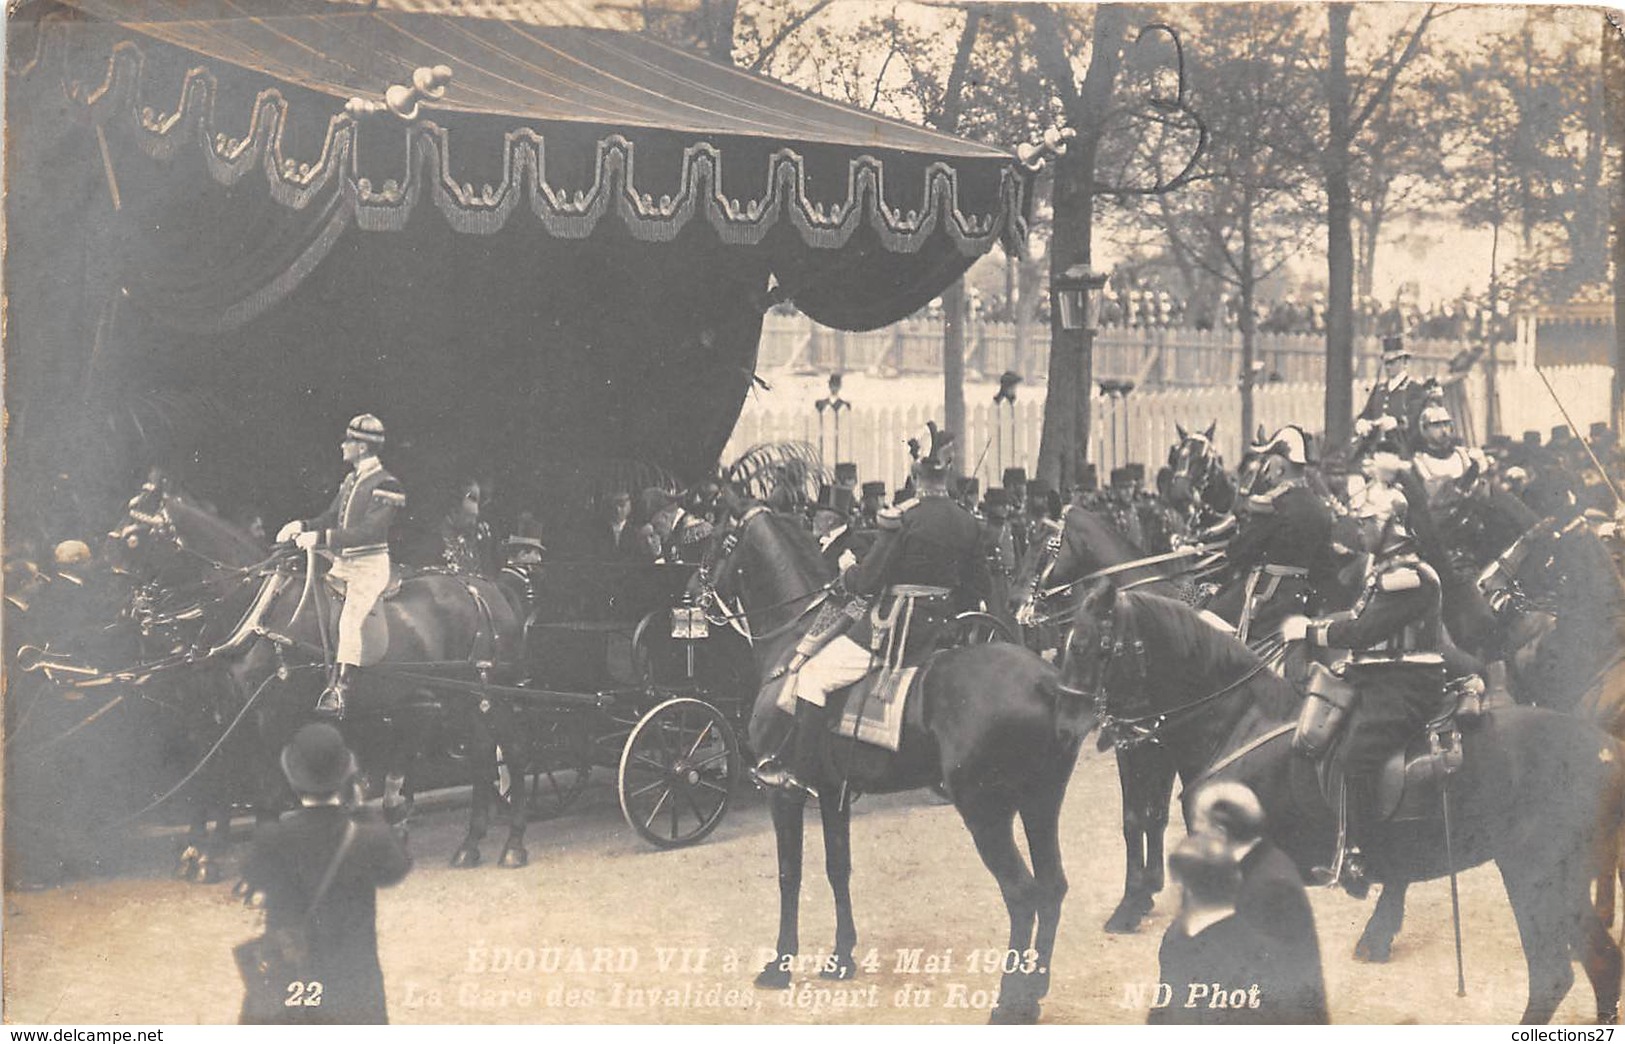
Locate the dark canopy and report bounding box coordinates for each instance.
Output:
[6,0,1025,540]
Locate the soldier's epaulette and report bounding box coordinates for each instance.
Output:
[1246,483,1290,514]
[876,498,919,531]
[372,485,406,506]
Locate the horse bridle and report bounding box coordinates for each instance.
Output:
[1063,593,1281,752]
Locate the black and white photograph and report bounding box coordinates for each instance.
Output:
[4,0,1624,1028]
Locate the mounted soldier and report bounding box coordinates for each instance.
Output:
[1279,453,1479,896]
[1207,426,1334,643]
[750,422,990,799]
[276,414,405,719]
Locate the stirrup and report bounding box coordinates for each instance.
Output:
[314,685,347,720]
[748,759,818,801]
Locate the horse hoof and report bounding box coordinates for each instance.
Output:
[1353,936,1392,963]
[450,846,482,869]
[1103,907,1143,934]
[988,1001,1040,1025]
[1599,1006,1618,1025]
[498,846,529,869]
[820,953,857,981]
[754,962,793,990]
[194,858,221,885]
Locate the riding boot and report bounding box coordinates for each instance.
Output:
[1340,783,1373,900]
[786,700,824,801]
[316,663,354,719]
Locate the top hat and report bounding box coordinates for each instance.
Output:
[1003,467,1028,491]
[860,481,887,499]
[1025,477,1052,499]
[1522,430,1543,447]
[1381,335,1409,363]
[345,413,387,445]
[834,463,858,486]
[815,483,836,510]
[832,486,855,515]
[1124,463,1145,483]
[983,487,1009,509]
[1110,466,1135,487]
[1551,424,1573,443]
[957,476,980,500]
[280,722,358,796]
[1077,463,1099,492]
[1590,423,1615,445]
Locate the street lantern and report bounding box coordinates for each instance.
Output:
[1053,263,1110,333]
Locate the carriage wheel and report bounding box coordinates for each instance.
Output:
[523,717,592,820]
[618,697,739,848]
[953,610,1017,644]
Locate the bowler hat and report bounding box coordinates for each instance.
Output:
[281,722,358,796]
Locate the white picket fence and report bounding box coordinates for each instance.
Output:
[724,363,1615,493]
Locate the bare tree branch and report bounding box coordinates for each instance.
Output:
[749,0,838,73]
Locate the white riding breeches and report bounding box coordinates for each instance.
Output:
[330,553,389,666]
[793,635,873,707]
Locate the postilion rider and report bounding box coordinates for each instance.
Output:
[1279,452,1483,897]
[276,414,406,720]
[751,423,990,799]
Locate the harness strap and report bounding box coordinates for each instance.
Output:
[1183,723,1296,796]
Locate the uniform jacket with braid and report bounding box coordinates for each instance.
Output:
[305,460,406,557]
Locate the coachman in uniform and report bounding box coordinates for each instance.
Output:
[1281,456,1452,896]
[277,414,406,719]
[1355,336,1431,457]
[751,423,990,798]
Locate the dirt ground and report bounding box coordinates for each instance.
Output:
[2,749,1610,1025]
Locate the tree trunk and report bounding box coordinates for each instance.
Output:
[1323,4,1357,449]
[934,9,982,479]
[1037,4,1128,490]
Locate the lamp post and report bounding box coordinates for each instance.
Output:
[1053,263,1110,488]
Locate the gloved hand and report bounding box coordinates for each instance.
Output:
[1458,674,1486,700]
[1278,615,1310,642]
[1377,415,1399,432]
[1354,418,1373,438]
[294,530,320,551]
[276,520,304,544]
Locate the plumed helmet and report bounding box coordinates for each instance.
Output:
[907,421,956,475]
[345,413,387,445]
[1264,425,1312,466]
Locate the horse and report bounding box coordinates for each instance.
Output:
[1062,578,1625,1023]
[1009,502,1228,933]
[1164,423,1236,536]
[691,503,1085,1024]
[100,474,539,869]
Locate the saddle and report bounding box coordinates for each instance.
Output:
[1295,662,1479,824]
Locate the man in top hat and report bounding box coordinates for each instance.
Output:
[239,722,411,1024]
[818,486,872,571]
[1104,467,1147,550]
[1003,468,1029,516]
[1355,336,1430,457]
[857,481,888,530]
[277,414,405,719]
[1190,782,1328,1024]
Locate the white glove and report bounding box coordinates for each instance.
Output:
[1378,415,1399,432]
[276,520,304,543]
[1278,615,1310,642]
[1353,418,1373,438]
[293,530,320,551]
[837,549,858,573]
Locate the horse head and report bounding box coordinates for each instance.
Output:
[687,503,832,639]
[1010,506,1146,624]
[1165,423,1224,516]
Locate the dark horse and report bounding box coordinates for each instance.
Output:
[1064,579,1625,1023]
[693,505,1085,1024]
[1163,423,1237,535]
[102,475,537,869]
[1009,503,1227,933]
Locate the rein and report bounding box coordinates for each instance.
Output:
[1065,597,1283,752]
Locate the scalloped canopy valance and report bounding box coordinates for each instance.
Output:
[6,0,1027,533]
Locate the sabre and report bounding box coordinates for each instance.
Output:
[1442,776,1468,997]
[1534,366,1624,509]
[971,433,995,482]
[287,544,317,630]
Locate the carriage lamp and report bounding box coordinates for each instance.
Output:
[671,598,709,641]
[1053,264,1109,334]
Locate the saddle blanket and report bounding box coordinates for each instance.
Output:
[770,665,924,753]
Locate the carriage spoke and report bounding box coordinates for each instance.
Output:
[633,751,669,773]
[628,777,669,800]
[693,779,729,795]
[668,790,681,838]
[681,788,710,825]
[641,787,673,831]
[691,749,732,770]
[684,720,716,759]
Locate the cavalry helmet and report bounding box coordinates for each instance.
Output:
[345,413,387,445]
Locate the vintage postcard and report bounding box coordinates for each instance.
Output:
[5,0,1623,1030]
